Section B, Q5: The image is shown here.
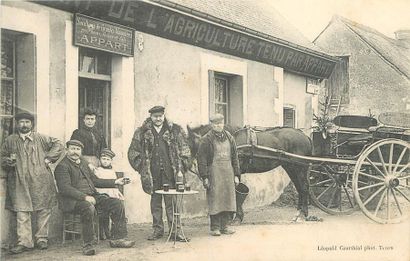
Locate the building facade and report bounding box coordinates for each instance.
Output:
[0,0,337,242]
[314,16,410,117]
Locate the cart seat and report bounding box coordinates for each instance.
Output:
[345,133,373,146]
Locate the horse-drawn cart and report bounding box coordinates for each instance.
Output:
[235,113,410,224]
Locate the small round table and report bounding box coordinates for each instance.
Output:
[155,189,199,245]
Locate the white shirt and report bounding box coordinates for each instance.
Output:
[154,124,163,134]
[19,131,33,141]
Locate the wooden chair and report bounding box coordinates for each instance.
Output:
[62,213,100,244]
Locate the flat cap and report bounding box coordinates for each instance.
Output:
[15,112,35,122]
[100,148,116,158]
[148,106,165,114]
[66,139,84,149]
[209,113,224,123]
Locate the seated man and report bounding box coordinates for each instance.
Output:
[54,140,134,256]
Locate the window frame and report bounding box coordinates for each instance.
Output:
[214,74,230,123]
[283,106,296,128]
[1,34,17,141]
[78,47,112,146]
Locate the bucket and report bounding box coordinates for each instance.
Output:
[234,182,249,222]
[235,182,249,205]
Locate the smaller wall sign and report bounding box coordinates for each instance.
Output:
[74,13,134,56]
[306,78,320,95]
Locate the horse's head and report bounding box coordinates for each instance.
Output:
[186,124,212,157]
[187,124,242,157]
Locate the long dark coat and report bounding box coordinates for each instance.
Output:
[1,132,64,211]
[127,118,191,194]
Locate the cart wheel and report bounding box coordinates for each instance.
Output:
[353,139,410,224]
[309,163,358,215]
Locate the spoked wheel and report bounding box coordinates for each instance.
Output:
[309,163,358,215]
[353,139,410,224]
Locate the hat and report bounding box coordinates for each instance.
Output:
[100,148,115,158]
[210,114,224,123]
[148,106,165,114]
[66,140,84,149]
[83,107,97,117]
[15,112,35,122]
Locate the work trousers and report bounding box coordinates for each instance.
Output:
[16,209,51,248]
[73,194,127,245]
[210,211,232,231]
[151,193,180,234]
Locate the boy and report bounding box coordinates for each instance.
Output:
[94,148,130,239]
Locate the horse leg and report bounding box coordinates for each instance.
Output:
[296,165,310,218]
[282,164,304,221]
[292,164,323,222]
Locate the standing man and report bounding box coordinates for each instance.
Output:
[54,140,135,256]
[1,112,64,254]
[70,108,107,168]
[197,114,240,236]
[127,106,191,241]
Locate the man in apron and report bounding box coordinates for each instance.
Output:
[197,114,241,236]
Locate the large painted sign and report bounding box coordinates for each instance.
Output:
[74,14,134,56]
[38,0,337,78]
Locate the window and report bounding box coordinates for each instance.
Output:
[1,29,36,144]
[214,75,229,122]
[209,71,243,126]
[78,48,111,145]
[283,106,296,128]
[1,36,15,143]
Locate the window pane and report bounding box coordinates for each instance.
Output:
[0,117,13,144]
[1,40,13,78]
[1,80,14,115]
[79,54,96,73]
[283,108,295,128]
[215,104,227,121]
[79,48,111,75]
[96,53,111,75]
[215,78,227,102]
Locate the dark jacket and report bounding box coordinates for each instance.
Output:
[70,127,107,157]
[127,118,191,194]
[54,156,116,213]
[197,130,241,180]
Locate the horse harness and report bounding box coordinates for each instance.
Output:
[234,126,258,173]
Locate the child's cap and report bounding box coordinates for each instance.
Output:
[100,148,115,159]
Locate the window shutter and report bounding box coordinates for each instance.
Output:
[208,70,215,116]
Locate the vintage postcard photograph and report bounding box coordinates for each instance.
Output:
[0,0,409,260]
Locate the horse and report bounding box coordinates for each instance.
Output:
[187,124,316,222]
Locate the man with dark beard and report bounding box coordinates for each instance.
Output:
[1,112,64,254]
[54,140,134,256]
[127,106,191,241]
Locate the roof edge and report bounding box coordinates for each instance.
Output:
[338,16,410,79]
[149,0,338,62]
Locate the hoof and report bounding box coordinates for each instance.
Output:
[231,218,242,226]
[291,211,304,222]
[305,215,323,222]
